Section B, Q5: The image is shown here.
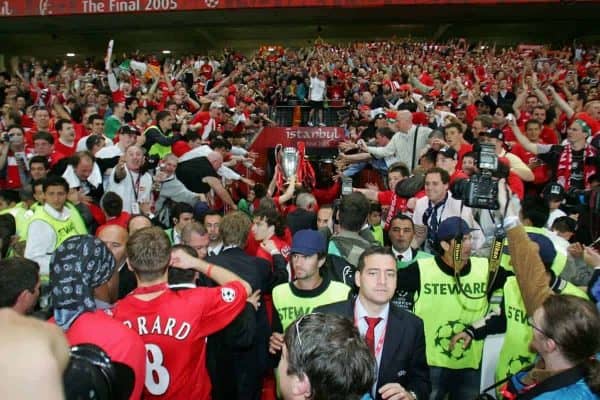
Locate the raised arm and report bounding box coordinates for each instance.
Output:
[170,248,252,296]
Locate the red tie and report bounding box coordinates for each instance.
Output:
[365,317,383,355]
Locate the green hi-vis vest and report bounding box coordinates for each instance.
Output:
[501,226,567,275]
[496,276,588,381]
[0,202,37,239]
[144,126,173,159]
[27,203,88,248]
[414,257,489,369]
[272,280,351,331]
[397,250,433,270]
[371,225,384,246]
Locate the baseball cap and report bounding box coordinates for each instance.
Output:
[527,233,556,268]
[209,101,223,110]
[399,84,412,91]
[438,147,458,160]
[542,182,565,201]
[290,229,326,256]
[452,103,467,112]
[436,217,478,242]
[482,128,504,141]
[119,125,139,136]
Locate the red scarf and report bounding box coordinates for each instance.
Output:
[556,144,596,190]
[383,193,408,230]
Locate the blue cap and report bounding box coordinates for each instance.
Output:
[435,217,477,242]
[527,233,556,267]
[290,229,326,256]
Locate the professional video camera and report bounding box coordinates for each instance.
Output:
[452,143,504,210]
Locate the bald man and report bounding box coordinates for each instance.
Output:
[361,110,432,171]
[97,224,135,299]
[176,151,237,209]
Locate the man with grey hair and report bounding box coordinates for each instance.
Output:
[360,110,431,172]
[154,153,205,212]
[286,192,317,235]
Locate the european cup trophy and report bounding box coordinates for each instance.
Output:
[275,144,299,190]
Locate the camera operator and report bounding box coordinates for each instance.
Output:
[412,167,484,253]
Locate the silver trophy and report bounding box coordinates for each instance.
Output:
[277,145,299,181]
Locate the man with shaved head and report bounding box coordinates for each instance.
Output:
[97,224,135,299]
[176,151,237,209]
[360,109,432,171]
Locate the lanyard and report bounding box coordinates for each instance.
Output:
[128,169,142,202]
[354,304,387,361]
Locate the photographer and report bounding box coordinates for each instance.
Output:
[0,125,28,189]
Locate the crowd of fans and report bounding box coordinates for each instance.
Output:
[1,37,600,400]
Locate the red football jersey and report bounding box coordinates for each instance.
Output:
[111,281,247,400]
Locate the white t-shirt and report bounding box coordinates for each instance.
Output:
[546,208,567,230]
[107,166,153,213]
[309,77,326,101]
[76,135,113,152]
[95,144,123,159]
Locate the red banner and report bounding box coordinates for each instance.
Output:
[0,0,589,17]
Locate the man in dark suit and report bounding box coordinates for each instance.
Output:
[315,246,430,400]
[286,192,317,234]
[203,211,287,400]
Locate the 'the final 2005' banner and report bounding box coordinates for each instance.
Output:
[0,0,588,18]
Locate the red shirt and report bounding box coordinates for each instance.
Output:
[54,140,77,157]
[450,169,469,185]
[540,126,560,145]
[58,310,146,400]
[256,234,291,264]
[111,282,247,400]
[97,211,131,232]
[457,142,473,170]
[510,143,552,185]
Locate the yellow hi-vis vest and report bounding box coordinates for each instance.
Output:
[496,276,588,380]
[414,256,489,369]
[272,280,350,331]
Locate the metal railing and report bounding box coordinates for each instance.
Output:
[270,104,349,127]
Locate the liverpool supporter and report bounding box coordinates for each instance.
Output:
[0,125,28,189]
[112,226,252,399]
[49,235,146,400]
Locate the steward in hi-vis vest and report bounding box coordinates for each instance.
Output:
[396,217,512,400]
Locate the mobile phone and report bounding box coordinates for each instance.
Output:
[341,177,353,196]
[591,237,600,252]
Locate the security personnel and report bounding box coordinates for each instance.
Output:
[451,232,588,384]
[24,176,87,281]
[501,196,567,275]
[143,110,180,159]
[269,229,351,353]
[397,217,510,400]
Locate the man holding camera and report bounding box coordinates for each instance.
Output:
[0,125,28,189]
[412,167,483,253]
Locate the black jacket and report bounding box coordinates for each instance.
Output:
[314,298,431,400]
[202,247,272,400]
